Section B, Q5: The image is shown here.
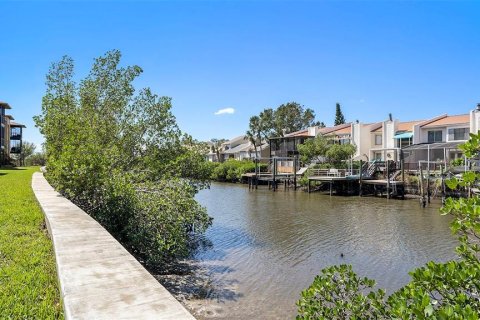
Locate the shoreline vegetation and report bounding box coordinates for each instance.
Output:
[30,49,480,319]
[34,50,213,278]
[0,167,63,319]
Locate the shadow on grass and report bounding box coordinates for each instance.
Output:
[0,167,27,171]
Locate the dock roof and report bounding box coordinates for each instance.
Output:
[403,141,462,150]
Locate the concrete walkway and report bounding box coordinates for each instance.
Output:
[32,172,195,320]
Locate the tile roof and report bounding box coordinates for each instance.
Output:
[422,114,469,128]
[284,129,310,137]
[371,120,425,133]
[321,123,352,135]
[369,122,383,133]
[397,120,424,131]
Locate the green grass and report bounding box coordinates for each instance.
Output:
[0,167,63,319]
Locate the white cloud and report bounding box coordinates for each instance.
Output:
[214,107,235,115]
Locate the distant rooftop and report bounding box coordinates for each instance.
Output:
[223,135,247,145]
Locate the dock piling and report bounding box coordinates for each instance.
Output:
[386,160,390,199]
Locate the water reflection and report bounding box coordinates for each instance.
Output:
[178,183,458,319]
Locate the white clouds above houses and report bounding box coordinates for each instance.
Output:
[214,107,235,115]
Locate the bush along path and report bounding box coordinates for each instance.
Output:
[0,167,63,319]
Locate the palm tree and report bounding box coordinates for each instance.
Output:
[210,138,227,162]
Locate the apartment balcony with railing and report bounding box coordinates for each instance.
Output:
[10,127,22,140]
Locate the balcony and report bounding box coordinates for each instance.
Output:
[10,140,21,154]
[10,127,22,140]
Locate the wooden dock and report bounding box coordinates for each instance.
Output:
[243,158,406,199]
[361,179,405,198]
[243,172,299,191]
[307,176,405,199]
[307,175,360,195]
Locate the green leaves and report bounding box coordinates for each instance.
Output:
[35,50,213,266]
[298,132,480,319]
[297,135,356,165]
[247,102,320,140]
[297,265,387,319]
[334,103,346,126]
[211,159,266,182]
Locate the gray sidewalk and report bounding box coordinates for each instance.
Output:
[32,172,195,320]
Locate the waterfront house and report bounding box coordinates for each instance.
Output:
[351,111,475,168]
[269,123,352,159]
[401,113,472,170]
[267,104,480,172]
[321,123,352,145]
[223,141,269,161]
[352,119,421,162]
[269,128,313,158]
[206,135,269,162]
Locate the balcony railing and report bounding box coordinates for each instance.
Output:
[10,134,22,140]
[10,147,21,154]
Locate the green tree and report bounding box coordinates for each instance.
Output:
[16,141,36,166]
[325,143,356,166]
[245,108,276,159]
[247,102,321,140]
[334,103,346,125]
[210,138,227,162]
[297,133,480,319]
[26,151,46,166]
[274,102,320,137]
[34,50,212,266]
[297,135,356,166]
[297,135,329,163]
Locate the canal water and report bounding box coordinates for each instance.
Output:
[176,183,457,319]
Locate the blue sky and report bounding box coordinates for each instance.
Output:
[1,1,479,148]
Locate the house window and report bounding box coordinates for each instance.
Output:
[448,128,468,141]
[375,134,382,145]
[339,136,350,145]
[427,130,442,143]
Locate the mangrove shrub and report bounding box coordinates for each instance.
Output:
[297,133,480,319]
[34,50,212,266]
[211,159,267,182]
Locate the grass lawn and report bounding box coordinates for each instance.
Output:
[0,167,63,319]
